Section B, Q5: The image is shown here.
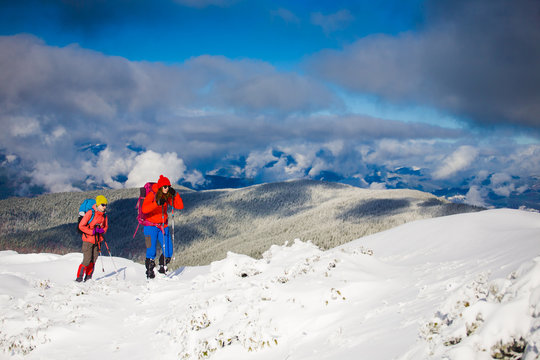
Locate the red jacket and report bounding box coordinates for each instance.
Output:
[141,184,184,227]
[79,204,108,244]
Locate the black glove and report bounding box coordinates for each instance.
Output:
[168,187,176,197]
[156,196,165,206]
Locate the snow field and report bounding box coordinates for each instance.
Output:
[0,208,539,360]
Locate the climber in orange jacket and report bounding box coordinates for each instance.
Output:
[76,195,109,282]
[141,175,184,278]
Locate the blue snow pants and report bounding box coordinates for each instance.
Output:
[144,226,173,259]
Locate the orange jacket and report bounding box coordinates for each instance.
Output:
[79,204,108,244]
[141,184,184,227]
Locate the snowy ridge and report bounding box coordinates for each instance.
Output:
[1,209,540,359]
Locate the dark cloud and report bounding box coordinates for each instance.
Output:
[285,115,463,141]
[160,113,463,164]
[0,34,336,125]
[54,0,142,30]
[0,0,151,36]
[308,0,540,129]
[181,55,338,113]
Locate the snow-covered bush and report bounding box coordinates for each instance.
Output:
[421,257,540,359]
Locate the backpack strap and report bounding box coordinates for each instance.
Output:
[132,223,140,239]
[88,208,95,225]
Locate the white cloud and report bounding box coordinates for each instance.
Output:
[30,161,81,193]
[324,140,344,156]
[245,149,278,179]
[26,148,189,194]
[9,116,41,137]
[307,158,329,178]
[93,148,134,189]
[464,186,488,208]
[490,172,512,185]
[268,156,305,180]
[182,170,205,187]
[508,145,540,174]
[44,127,67,145]
[125,151,187,188]
[369,182,387,190]
[244,146,317,182]
[433,145,478,180]
[492,185,512,197]
[488,172,529,197]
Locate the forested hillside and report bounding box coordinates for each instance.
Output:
[0,180,483,269]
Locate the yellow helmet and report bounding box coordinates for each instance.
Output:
[95,195,108,206]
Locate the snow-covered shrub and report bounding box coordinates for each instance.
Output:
[167,294,279,360]
[491,337,527,359]
[421,257,540,359]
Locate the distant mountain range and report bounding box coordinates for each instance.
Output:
[2,143,539,211]
[182,164,540,211]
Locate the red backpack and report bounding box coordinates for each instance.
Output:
[132,182,161,238]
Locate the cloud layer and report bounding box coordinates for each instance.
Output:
[1,31,539,205]
[1,0,539,210]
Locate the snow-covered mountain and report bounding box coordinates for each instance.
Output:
[2,209,539,359]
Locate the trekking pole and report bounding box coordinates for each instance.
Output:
[100,253,105,271]
[102,239,118,274]
[171,207,175,261]
[96,226,105,272]
[99,247,105,272]
[161,204,167,271]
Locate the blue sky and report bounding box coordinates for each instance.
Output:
[1,0,539,208]
[0,0,424,63]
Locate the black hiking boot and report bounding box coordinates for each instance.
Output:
[84,275,92,282]
[75,277,83,282]
[158,254,171,274]
[145,258,155,279]
[158,254,166,273]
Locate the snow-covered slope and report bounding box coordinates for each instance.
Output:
[1,209,539,359]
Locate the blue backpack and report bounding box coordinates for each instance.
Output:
[77,199,98,234]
